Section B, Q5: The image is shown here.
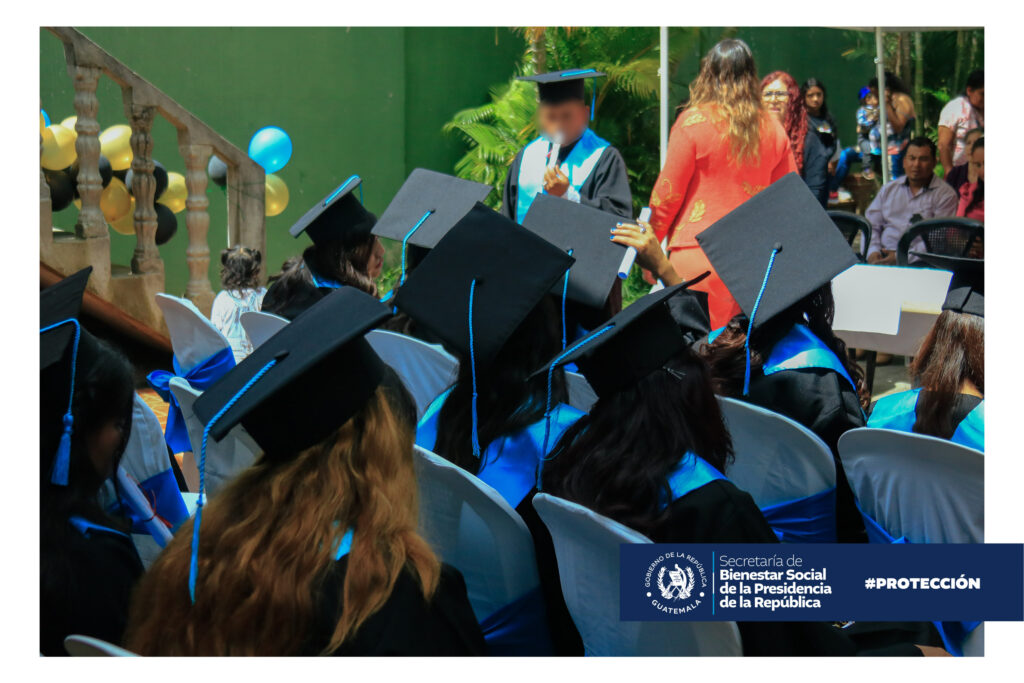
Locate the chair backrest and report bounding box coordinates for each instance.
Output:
[155,293,231,371]
[412,446,540,622]
[532,493,742,656]
[64,634,137,657]
[239,310,289,350]
[837,428,984,543]
[169,377,261,497]
[827,210,871,260]
[718,397,836,507]
[896,217,983,266]
[366,330,458,420]
[565,371,598,413]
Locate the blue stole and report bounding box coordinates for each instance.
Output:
[69,515,130,540]
[308,266,343,290]
[659,452,727,509]
[763,324,857,391]
[515,128,610,224]
[416,389,585,510]
[868,389,985,453]
[146,346,237,454]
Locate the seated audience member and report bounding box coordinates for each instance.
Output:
[956,137,984,222]
[941,127,983,194]
[40,268,142,656]
[262,176,385,320]
[539,284,942,656]
[864,137,958,265]
[211,245,266,362]
[869,72,917,178]
[124,288,484,656]
[937,69,984,174]
[869,255,983,451]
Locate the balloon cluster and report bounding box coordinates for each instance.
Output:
[41,115,187,246]
[207,125,293,217]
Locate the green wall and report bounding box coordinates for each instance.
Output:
[40,27,521,295]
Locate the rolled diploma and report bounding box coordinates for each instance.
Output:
[618,207,652,279]
[117,465,173,547]
[546,132,563,170]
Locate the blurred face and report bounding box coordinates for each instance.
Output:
[537,100,590,144]
[903,144,937,183]
[368,237,385,280]
[804,86,825,116]
[967,86,984,111]
[762,79,790,124]
[971,145,985,182]
[865,91,879,107]
[87,416,129,481]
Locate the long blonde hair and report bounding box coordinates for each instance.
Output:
[685,38,764,164]
[124,375,439,655]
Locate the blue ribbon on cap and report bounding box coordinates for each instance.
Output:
[743,244,782,396]
[393,209,435,313]
[323,174,362,207]
[560,248,574,350]
[559,69,598,121]
[468,279,482,459]
[40,318,82,486]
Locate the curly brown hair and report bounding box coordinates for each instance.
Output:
[761,71,807,174]
[220,245,262,293]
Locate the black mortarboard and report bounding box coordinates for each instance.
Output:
[518,68,607,104]
[696,173,858,329]
[521,193,627,310]
[192,287,391,457]
[912,252,984,318]
[288,174,377,246]
[393,202,575,368]
[40,267,99,486]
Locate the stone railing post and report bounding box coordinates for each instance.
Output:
[125,101,163,278]
[180,140,215,314]
[71,64,106,240]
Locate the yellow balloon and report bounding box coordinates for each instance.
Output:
[60,115,78,131]
[100,177,132,224]
[41,124,77,170]
[265,174,289,217]
[40,112,46,132]
[110,197,136,235]
[99,124,133,171]
[158,171,188,214]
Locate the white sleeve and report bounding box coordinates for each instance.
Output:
[564,186,581,203]
[938,97,960,128]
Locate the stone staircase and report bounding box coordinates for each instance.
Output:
[40,27,267,336]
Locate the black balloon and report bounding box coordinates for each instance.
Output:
[67,155,114,198]
[44,168,75,212]
[207,154,228,188]
[154,203,178,245]
[112,168,127,183]
[125,160,169,200]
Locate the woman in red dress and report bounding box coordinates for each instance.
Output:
[647,39,797,329]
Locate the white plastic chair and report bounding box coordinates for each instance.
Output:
[169,377,261,497]
[367,330,458,419]
[412,446,542,625]
[155,293,231,371]
[717,397,836,508]
[240,310,289,350]
[565,371,598,413]
[532,493,742,656]
[64,635,137,657]
[837,428,984,543]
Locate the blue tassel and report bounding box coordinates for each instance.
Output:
[468,280,481,458]
[560,249,574,351]
[395,209,435,314]
[51,412,73,486]
[743,245,782,396]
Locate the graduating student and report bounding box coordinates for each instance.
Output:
[868,254,983,451]
[691,174,869,542]
[539,284,942,656]
[40,268,142,656]
[502,68,632,224]
[124,288,484,656]
[262,175,384,320]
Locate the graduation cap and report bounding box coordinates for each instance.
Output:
[288,174,376,246]
[40,267,99,486]
[911,252,984,318]
[695,173,857,393]
[188,286,390,602]
[518,68,607,105]
[393,202,574,458]
[372,168,492,292]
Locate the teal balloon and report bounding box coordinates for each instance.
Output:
[247,126,292,173]
[41,109,51,126]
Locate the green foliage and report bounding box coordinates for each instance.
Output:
[621,263,653,307]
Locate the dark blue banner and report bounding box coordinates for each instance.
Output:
[619,544,1023,622]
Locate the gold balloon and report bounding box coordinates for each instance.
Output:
[265,173,289,217]
[40,112,46,132]
[110,197,136,235]
[41,124,77,170]
[60,115,78,131]
[99,124,133,171]
[100,177,132,224]
[158,171,188,214]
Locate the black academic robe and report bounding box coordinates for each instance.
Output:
[304,560,486,656]
[40,519,143,656]
[261,276,331,321]
[501,140,633,222]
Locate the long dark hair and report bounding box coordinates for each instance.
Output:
[909,310,984,438]
[966,137,984,212]
[801,77,836,126]
[269,235,379,300]
[697,283,869,410]
[869,71,910,95]
[541,350,733,537]
[220,245,262,293]
[433,295,567,474]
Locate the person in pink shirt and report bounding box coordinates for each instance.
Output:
[957,137,984,222]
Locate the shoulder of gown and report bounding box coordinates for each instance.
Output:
[501,149,525,220]
[579,145,633,219]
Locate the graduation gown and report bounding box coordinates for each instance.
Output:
[40,516,143,656]
[305,560,486,656]
[868,390,984,452]
[501,133,633,223]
